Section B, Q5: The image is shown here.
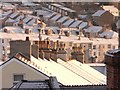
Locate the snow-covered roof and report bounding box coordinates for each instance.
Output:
[69,20,82,28]
[23,16,33,23]
[43,12,56,19]
[2,3,15,10]
[102,5,119,16]
[3,10,12,16]
[51,3,75,12]
[0,16,6,21]
[78,15,87,19]
[116,19,120,29]
[56,16,68,23]
[45,26,60,34]
[79,22,88,29]
[0,32,39,41]
[51,3,62,7]
[50,14,61,21]
[99,30,114,39]
[15,14,24,22]
[10,12,19,19]
[27,19,35,26]
[102,6,118,11]
[0,61,4,65]
[60,7,76,12]
[112,31,118,38]
[29,56,106,85]
[84,26,102,33]
[41,34,93,43]
[14,53,104,85]
[36,10,51,16]
[5,18,16,23]
[0,10,3,17]
[22,1,36,6]
[1,26,24,33]
[92,10,106,16]
[63,19,74,27]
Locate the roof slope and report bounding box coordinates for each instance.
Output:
[92,10,106,16]
[1,53,106,86]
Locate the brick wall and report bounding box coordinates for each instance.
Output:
[105,50,120,90]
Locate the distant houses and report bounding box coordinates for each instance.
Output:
[92,10,114,26]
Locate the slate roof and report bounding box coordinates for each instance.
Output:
[10,80,50,89]
[92,10,106,16]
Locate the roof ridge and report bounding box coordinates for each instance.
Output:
[15,53,52,76]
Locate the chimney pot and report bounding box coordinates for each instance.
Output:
[26,37,29,41]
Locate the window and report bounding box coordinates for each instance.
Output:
[98,52,101,56]
[69,42,73,46]
[94,52,96,56]
[74,43,77,47]
[79,44,82,48]
[13,74,24,85]
[93,45,96,49]
[88,43,92,49]
[2,39,4,43]
[113,46,115,49]
[108,44,111,49]
[103,45,105,48]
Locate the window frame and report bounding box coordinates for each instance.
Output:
[13,73,25,85]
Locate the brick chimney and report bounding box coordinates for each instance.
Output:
[18,18,23,28]
[10,37,31,59]
[50,40,68,62]
[71,46,84,63]
[39,38,51,60]
[105,4,120,89]
[105,49,120,90]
